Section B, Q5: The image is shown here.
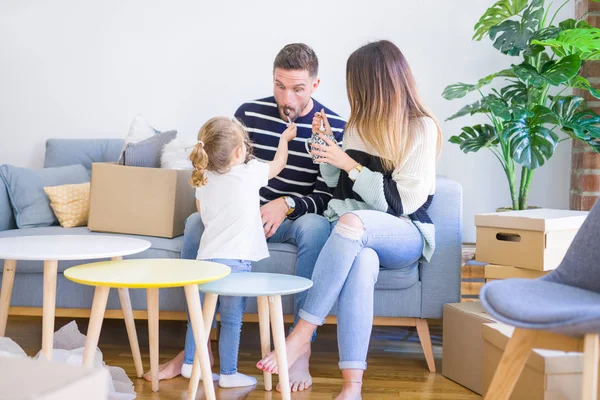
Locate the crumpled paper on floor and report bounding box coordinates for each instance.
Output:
[0,321,136,399]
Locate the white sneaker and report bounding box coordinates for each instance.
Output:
[181,363,219,381]
[219,372,257,388]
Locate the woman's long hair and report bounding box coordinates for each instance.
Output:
[345,40,442,171]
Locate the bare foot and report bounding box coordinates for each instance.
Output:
[256,333,310,375]
[142,341,214,381]
[276,346,312,392]
[335,382,362,400]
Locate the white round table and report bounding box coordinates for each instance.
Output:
[0,235,150,367]
[192,273,313,400]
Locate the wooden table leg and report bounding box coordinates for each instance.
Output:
[0,259,16,337]
[257,296,272,391]
[82,286,110,367]
[112,254,144,378]
[188,293,218,400]
[42,260,58,360]
[184,285,215,400]
[485,328,536,400]
[269,295,290,400]
[146,288,160,392]
[118,287,144,378]
[583,334,600,400]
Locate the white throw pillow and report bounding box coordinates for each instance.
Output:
[118,114,159,163]
[161,136,195,170]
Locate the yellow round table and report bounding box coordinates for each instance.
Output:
[64,258,230,399]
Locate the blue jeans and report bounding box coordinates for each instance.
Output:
[181,212,330,341]
[299,210,424,371]
[183,259,251,375]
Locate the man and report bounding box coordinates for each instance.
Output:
[146,43,345,392]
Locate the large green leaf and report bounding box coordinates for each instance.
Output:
[552,96,586,124]
[562,110,600,139]
[512,62,546,86]
[449,124,498,153]
[540,54,582,85]
[503,105,561,169]
[489,0,545,56]
[446,98,491,121]
[486,96,513,120]
[442,69,516,100]
[501,81,528,104]
[559,19,592,30]
[529,105,560,125]
[570,76,600,99]
[531,28,600,60]
[508,125,558,168]
[473,0,529,41]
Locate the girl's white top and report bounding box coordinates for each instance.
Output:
[195,159,270,262]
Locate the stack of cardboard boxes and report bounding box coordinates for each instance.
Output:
[475,209,588,283]
[442,209,588,399]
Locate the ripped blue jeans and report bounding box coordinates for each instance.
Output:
[298,210,424,370]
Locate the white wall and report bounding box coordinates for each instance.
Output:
[0,0,574,242]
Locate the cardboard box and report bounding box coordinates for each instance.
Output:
[484,264,549,280]
[0,357,109,399]
[88,163,196,238]
[442,301,499,394]
[483,323,583,399]
[475,209,588,271]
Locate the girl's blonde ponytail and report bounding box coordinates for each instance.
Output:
[189,141,209,187]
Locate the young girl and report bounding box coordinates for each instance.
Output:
[184,116,296,388]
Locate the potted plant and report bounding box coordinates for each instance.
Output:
[443,0,600,210]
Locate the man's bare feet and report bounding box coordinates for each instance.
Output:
[256,333,310,375]
[142,341,214,382]
[335,382,362,400]
[276,346,312,392]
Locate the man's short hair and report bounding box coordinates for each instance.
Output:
[273,43,319,78]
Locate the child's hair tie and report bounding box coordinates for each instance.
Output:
[198,140,204,148]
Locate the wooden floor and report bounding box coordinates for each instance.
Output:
[5,315,480,399]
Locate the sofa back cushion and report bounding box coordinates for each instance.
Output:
[0,181,16,231]
[0,164,90,229]
[44,139,124,170]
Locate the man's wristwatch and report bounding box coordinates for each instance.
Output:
[283,196,295,216]
[348,164,363,181]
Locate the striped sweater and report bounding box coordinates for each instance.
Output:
[234,96,346,219]
[321,117,437,262]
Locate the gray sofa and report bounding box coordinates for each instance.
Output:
[0,138,462,369]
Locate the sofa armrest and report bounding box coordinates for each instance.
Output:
[0,176,16,231]
[419,176,463,319]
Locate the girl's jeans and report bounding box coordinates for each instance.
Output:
[183,258,251,375]
[298,210,424,371]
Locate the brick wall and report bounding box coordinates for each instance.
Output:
[571,0,600,210]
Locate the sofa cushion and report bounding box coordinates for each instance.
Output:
[120,130,178,168]
[0,180,16,231]
[44,139,124,170]
[0,164,90,229]
[43,183,91,228]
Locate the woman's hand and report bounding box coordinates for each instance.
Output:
[311,134,359,172]
[312,108,333,136]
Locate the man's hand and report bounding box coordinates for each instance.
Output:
[261,198,288,238]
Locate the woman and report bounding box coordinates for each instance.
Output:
[257,40,442,399]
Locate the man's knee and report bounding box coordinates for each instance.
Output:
[184,212,204,237]
[294,213,330,243]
